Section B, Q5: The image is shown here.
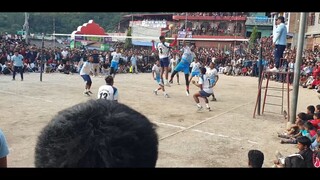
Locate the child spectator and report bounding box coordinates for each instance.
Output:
[306,105,316,120]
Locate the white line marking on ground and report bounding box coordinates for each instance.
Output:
[156,101,255,142]
[155,122,186,129]
[247,140,259,144]
[0,90,53,103]
[154,107,259,144]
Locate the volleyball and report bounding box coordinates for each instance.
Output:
[169,24,175,30]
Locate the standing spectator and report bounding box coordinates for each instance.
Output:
[130,51,138,74]
[34,100,158,168]
[91,49,100,77]
[248,149,264,168]
[272,16,287,71]
[11,50,24,81]
[0,128,9,168]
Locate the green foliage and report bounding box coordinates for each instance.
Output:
[0,12,124,34]
[249,26,259,49]
[124,27,132,50]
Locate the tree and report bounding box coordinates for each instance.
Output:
[124,27,132,50]
[249,26,259,50]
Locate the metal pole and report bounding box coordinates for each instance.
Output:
[257,40,263,115]
[53,17,56,48]
[289,13,307,124]
[40,33,44,82]
[24,12,29,44]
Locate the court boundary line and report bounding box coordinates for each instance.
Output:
[156,101,255,142]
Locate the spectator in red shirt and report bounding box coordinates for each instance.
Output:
[309,112,320,130]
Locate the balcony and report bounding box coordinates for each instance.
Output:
[245,17,274,26]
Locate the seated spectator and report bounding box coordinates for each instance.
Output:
[279,120,305,144]
[304,121,317,141]
[316,105,320,113]
[2,61,12,75]
[35,99,159,168]
[57,63,65,73]
[248,149,264,168]
[280,112,308,137]
[306,105,316,120]
[309,112,320,130]
[308,75,320,92]
[274,136,314,168]
[311,130,320,151]
[0,128,9,168]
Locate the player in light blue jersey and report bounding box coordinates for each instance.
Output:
[169,38,196,96]
[110,47,123,79]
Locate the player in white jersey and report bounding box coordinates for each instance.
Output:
[152,60,169,98]
[169,37,196,96]
[206,62,219,101]
[152,35,177,86]
[80,55,94,96]
[169,53,180,85]
[110,47,123,79]
[191,67,213,111]
[97,75,118,101]
[189,57,201,84]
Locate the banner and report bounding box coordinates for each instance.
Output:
[178,31,192,38]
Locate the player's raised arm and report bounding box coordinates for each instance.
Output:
[169,34,178,47]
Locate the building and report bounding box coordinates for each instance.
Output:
[120,13,174,47]
[171,12,249,49]
[245,12,273,38]
[305,12,320,51]
[278,12,320,51]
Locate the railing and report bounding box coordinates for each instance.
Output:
[245,17,274,26]
[172,15,246,21]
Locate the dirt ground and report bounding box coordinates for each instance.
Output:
[0,72,319,167]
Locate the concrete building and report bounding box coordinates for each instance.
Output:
[245,12,273,38]
[305,12,320,51]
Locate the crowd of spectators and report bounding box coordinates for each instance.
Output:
[1,32,319,95]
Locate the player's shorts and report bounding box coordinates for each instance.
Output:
[209,78,215,88]
[191,71,200,77]
[199,90,213,97]
[174,59,190,74]
[110,61,119,70]
[155,76,163,86]
[160,57,170,67]
[81,74,92,84]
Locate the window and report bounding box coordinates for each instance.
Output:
[310,12,315,26]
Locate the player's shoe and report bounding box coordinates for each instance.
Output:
[88,91,93,94]
[211,97,217,101]
[186,90,190,96]
[206,107,212,111]
[197,106,203,111]
[153,90,158,95]
[83,91,90,96]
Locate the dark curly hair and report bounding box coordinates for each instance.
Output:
[35,99,158,168]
